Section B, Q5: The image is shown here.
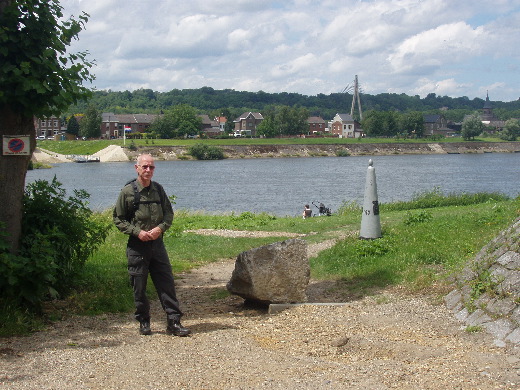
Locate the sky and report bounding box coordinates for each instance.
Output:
[63,0,520,102]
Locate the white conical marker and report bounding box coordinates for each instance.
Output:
[360,159,382,239]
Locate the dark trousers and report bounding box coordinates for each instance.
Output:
[126,237,183,322]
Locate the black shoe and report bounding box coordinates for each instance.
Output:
[139,320,151,335]
[166,319,191,337]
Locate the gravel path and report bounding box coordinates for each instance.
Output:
[1,232,519,389]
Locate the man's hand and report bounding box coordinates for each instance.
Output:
[138,227,162,241]
[148,227,163,240]
[138,230,153,241]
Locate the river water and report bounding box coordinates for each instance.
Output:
[25,153,519,216]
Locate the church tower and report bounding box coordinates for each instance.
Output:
[481,92,494,122]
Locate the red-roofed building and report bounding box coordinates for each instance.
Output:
[307,116,328,134]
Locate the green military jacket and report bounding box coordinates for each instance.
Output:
[113,179,174,238]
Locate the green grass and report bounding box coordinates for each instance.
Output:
[36,136,510,156]
[379,187,510,211]
[1,192,518,336]
[37,139,115,155]
[169,209,359,235]
[465,325,483,333]
[311,199,518,298]
[165,234,296,271]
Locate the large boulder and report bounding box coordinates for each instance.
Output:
[226,239,309,304]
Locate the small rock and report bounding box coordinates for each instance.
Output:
[331,336,350,347]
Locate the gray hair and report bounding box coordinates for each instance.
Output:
[136,154,153,165]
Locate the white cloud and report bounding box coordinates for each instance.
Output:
[409,78,473,98]
[271,53,318,78]
[64,0,520,101]
[227,29,254,51]
[387,22,485,73]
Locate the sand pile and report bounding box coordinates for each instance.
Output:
[32,145,129,164]
[92,145,129,162]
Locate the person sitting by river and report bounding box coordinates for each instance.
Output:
[303,204,312,219]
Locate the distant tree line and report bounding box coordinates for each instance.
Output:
[69,87,520,122]
[360,109,519,141]
[66,88,520,141]
[361,110,425,138]
[257,105,309,137]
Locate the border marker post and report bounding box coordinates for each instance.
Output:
[360,159,382,239]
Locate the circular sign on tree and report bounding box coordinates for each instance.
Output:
[2,136,30,155]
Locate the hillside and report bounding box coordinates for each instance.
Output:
[70,87,520,122]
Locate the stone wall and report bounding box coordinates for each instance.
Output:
[132,141,520,160]
[445,217,520,347]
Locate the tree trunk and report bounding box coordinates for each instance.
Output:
[0,0,10,13]
[0,106,35,253]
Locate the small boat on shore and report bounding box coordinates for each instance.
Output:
[72,155,100,163]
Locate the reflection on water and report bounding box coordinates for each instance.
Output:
[26,153,520,216]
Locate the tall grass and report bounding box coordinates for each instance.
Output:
[336,188,512,215]
[381,187,510,211]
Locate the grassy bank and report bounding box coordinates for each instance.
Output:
[1,192,518,336]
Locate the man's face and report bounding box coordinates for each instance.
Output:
[135,156,155,182]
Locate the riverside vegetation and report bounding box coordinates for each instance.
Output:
[0,177,518,337]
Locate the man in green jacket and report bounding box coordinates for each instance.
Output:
[113,153,190,337]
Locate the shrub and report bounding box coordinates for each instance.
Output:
[0,178,111,309]
[188,143,225,160]
[404,210,433,225]
[128,140,138,151]
[499,129,518,141]
[335,148,350,157]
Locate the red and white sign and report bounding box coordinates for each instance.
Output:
[3,135,31,156]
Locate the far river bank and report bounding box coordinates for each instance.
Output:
[129,141,520,161]
[32,141,520,165]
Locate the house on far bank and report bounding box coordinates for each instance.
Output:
[100,113,158,138]
[101,113,119,139]
[329,113,363,138]
[34,116,67,139]
[214,116,227,133]
[198,114,223,137]
[234,112,264,136]
[117,114,157,137]
[307,116,328,134]
[423,114,455,137]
